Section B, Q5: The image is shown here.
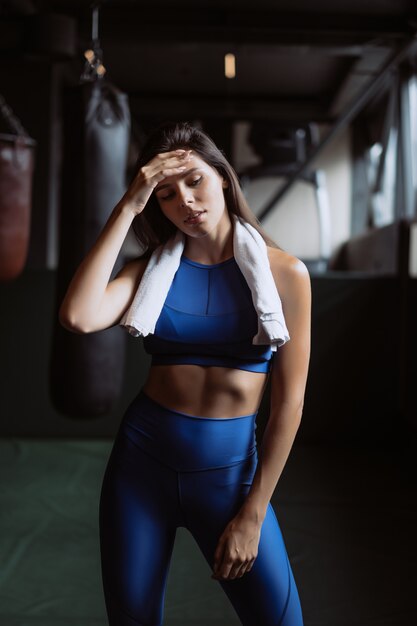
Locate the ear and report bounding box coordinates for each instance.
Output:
[222,179,229,189]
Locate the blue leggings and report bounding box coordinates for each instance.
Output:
[99,389,304,626]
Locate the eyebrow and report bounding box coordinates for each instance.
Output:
[154,168,200,193]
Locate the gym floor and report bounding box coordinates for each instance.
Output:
[1,433,416,626]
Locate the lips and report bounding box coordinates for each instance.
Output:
[184,211,205,223]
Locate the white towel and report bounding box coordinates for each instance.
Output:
[119,213,290,351]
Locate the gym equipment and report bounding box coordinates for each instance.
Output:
[50,3,131,418]
[0,94,36,281]
[50,77,131,418]
[50,78,131,418]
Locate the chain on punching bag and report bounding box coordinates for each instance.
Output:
[50,79,131,418]
[0,95,36,282]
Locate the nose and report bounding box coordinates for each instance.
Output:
[177,187,193,208]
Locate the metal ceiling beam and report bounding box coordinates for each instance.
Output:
[256,36,417,222]
[128,95,330,122]
[329,47,392,116]
[94,10,417,46]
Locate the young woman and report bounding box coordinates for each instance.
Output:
[59,122,311,626]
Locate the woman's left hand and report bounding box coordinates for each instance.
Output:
[211,511,262,581]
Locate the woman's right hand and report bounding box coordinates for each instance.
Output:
[120,149,192,215]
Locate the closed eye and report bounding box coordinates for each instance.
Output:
[159,191,175,200]
[157,176,203,201]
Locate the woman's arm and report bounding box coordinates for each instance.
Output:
[59,149,192,333]
[58,201,141,333]
[239,252,312,522]
[211,251,311,581]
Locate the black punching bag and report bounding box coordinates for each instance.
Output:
[50,80,130,418]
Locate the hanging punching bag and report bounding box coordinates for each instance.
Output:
[50,79,131,418]
[0,95,36,281]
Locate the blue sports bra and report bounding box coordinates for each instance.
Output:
[142,253,275,373]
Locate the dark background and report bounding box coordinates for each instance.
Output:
[0,1,417,625]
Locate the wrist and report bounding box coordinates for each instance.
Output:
[238,500,267,526]
[116,198,142,219]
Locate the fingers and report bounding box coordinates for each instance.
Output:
[234,559,255,578]
[122,149,194,214]
[136,149,193,192]
[152,167,187,183]
[145,149,193,180]
[212,537,226,577]
[160,148,189,159]
[211,519,261,582]
[229,561,247,579]
[212,549,257,581]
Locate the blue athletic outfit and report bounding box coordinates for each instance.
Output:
[99,253,304,625]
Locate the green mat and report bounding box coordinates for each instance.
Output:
[1,438,416,626]
[0,439,241,625]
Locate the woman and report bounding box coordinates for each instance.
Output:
[59,122,311,626]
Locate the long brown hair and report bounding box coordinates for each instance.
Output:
[130,121,282,257]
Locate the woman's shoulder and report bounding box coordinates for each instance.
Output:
[266,246,311,300]
[266,246,308,277]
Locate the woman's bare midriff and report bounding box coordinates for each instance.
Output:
[142,364,269,418]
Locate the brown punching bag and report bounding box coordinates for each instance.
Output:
[50,79,131,418]
[0,94,36,282]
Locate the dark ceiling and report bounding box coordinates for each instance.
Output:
[1,0,417,121]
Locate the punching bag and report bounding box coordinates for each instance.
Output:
[0,94,36,281]
[50,80,131,418]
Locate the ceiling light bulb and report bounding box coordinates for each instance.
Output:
[224,53,236,79]
[84,49,95,62]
